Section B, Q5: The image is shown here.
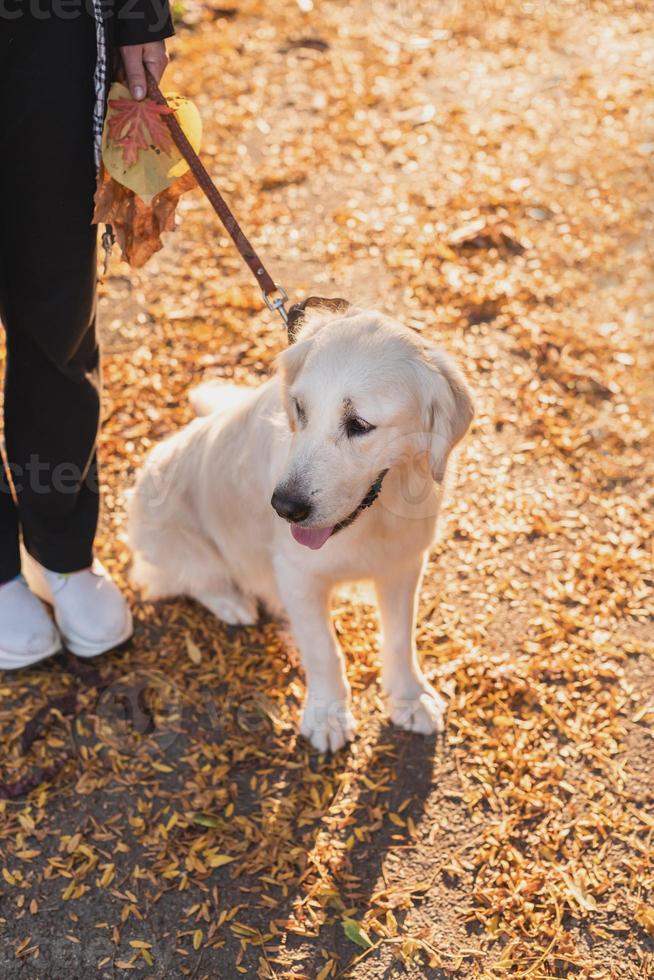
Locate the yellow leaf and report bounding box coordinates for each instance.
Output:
[208,854,235,868]
[386,909,398,937]
[102,83,202,205]
[193,929,203,950]
[100,864,115,888]
[636,905,654,937]
[185,635,203,665]
[561,870,598,912]
[62,880,77,901]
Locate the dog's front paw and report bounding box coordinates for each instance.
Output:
[387,683,447,735]
[300,696,356,753]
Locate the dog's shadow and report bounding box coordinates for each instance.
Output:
[216,683,442,975]
[263,724,440,973]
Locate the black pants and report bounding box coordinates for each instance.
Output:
[0,9,100,583]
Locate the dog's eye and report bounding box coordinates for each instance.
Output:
[292,398,307,426]
[345,416,375,438]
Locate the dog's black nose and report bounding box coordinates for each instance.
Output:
[271,490,313,524]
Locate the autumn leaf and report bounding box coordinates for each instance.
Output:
[560,870,598,913]
[107,96,173,168]
[185,634,203,665]
[206,854,236,868]
[102,82,202,206]
[186,812,226,829]
[635,905,654,937]
[93,165,195,268]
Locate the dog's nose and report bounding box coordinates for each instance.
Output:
[271,490,313,524]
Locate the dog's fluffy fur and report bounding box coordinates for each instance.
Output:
[128,308,473,751]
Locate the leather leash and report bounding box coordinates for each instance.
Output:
[144,71,351,343]
[145,72,295,322]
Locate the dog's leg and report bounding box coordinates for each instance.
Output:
[275,567,355,753]
[189,586,258,626]
[131,526,258,626]
[375,559,446,735]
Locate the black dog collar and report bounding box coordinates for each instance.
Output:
[332,469,389,535]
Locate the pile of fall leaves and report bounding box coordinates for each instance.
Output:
[0,0,652,977]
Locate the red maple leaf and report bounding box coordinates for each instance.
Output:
[107,98,174,168]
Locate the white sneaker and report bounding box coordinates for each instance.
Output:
[22,554,133,658]
[0,576,62,670]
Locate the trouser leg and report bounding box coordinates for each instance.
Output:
[0,6,101,574]
[0,245,21,583]
[0,468,19,583]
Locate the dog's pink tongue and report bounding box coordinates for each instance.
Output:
[291,525,334,550]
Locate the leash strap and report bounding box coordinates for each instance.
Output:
[144,72,352,339]
[145,70,290,325]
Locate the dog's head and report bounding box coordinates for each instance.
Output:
[272,308,474,549]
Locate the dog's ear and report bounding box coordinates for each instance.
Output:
[277,335,312,389]
[276,338,315,427]
[277,300,356,386]
[418,344,474,483]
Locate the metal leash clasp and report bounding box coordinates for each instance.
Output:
[262,285,289,325]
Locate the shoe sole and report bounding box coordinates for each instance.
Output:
[0,636,63,671]
[62,616,134,659]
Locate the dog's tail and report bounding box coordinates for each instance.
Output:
[190,381,251,417]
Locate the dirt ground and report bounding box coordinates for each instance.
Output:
[1,1,653,977]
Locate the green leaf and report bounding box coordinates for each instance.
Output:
[342,917,373,949]
[187,812,226,829]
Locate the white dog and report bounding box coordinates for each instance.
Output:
[127,307,473,752]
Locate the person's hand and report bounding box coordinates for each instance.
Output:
[119,41,168,101]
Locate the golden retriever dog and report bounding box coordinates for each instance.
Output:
[127,307,474,752]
